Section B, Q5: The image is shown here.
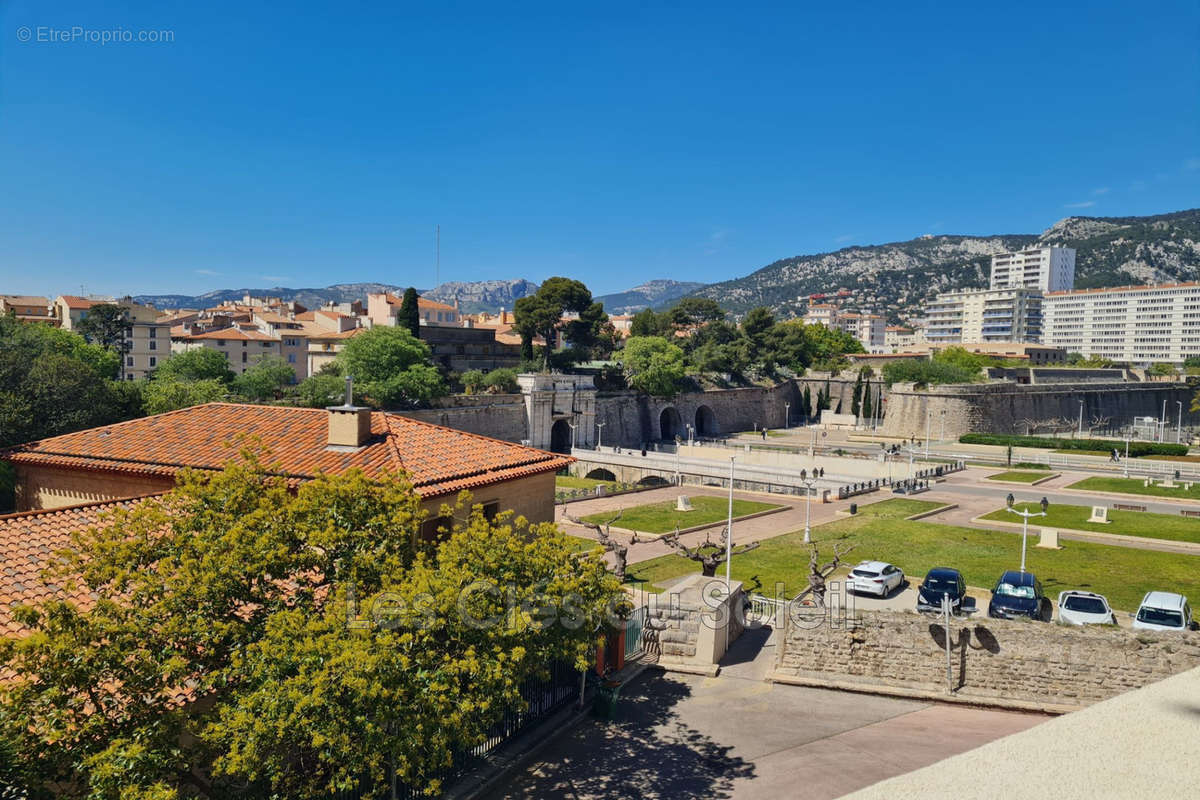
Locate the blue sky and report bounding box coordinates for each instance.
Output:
[1,1,1197,298]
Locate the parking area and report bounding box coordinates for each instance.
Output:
[487,670,1045,800]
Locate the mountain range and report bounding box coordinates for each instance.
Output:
[135,209,1200,322]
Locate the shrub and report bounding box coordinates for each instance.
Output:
[959,433,1188,457]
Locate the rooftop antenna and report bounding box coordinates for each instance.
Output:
[435,224,441,288]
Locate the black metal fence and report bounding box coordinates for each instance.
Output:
[335,659,582,800]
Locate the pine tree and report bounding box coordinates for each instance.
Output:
[399,287,421,339]
[802,385,812,421]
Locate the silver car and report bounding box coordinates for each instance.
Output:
[1057,590,1116,626]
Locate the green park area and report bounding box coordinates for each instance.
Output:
[1067,475,1200,501]
[581,495,780,535]
[985,471,1050,484]
[556,475,619,491]
[854,498,944,518]
[980,501,1200,545]
[624,498,1200,611]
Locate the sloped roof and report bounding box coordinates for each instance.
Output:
[3,403,570,498]
[186,328,279,342]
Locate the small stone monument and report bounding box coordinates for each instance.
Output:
[1087,506,1109,524]
[1036,527,1062,549]
[675,495,694,512]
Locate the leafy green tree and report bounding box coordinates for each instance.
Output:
[154,349,235,383]
[668,298,725,327]
[0,451,620,799]
[802,323,863,362]
[881,358,978,387]
[233,356,295,401]
[512,278,594,370]
[3,353,125,447]
[399,287,421,338]
[621,336,686,396]
[296,371,350,408]
[142,377,229,415]
[740,307,776,364]
[75,304,131,374]
[0,312,119,379]
[1148,362,1177,376]
[629,308,671,338]
[461,369,486,394]
[560,301,612,364]
[482,367,519,393]
[763,320,811,371]
[336,326,445,408]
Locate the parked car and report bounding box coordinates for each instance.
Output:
[1057,590,1116,626]
[846,561,905,597]
[916,567,966,613]
[988,570,1048,621]
[1132,592,1193,632]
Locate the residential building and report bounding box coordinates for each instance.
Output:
[848,342,1066,368]
[802,305,886,350]
[367,292,460,328]
[421,325,523,373]
[0,295,56,325]
[55,295,171,379]
[173,327,282,374]
[884,325,925,351]
[1043,282,1200,365]
[307,327,364,375]
[923,288,1043,344]
[990,247,1075,292]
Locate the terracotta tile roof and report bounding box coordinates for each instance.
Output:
[57,295,100,310]
[3,403,571,499]
[419,297,457,312]
[186,328,279,342]
[0,496,155,637]
[306,327,363,342]
[0,295,50,306]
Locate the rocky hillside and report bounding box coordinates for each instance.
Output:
[422,279,538,314]
[135,282,405,310]
[686,209,1200,321]
[595,279,706,314]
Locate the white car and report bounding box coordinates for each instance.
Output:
[846,561,905,597]
[1057,591,1116,626]
[1132,591,1193,632]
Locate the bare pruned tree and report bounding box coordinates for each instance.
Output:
[792,540,854,607]
[1089,413,1112,433]
[563,508,640,581]
[659,525,761,578]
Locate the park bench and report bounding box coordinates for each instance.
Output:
[1112,503,1147,512]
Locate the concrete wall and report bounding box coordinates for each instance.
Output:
[773,609,1200,711]
[15,464,175,510]
[397,394,529,443]
[420,470,557,526]
[645,574,745,674]
[879,380,1200,440]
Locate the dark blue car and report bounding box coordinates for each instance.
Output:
[916,567,966,613]
[988,570,1047,621]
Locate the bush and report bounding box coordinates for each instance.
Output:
[959,433,1188,457]
[1012,462,1052,470]
[482,368,519,393]
[882,359,978,386]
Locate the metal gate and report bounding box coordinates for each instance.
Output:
[624,605,647,660]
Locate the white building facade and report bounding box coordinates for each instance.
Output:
[924,287,1043,344]
[990,247,1075,292]
[1043,283,1200,365]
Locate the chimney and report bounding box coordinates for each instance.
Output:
[326,375,371,448]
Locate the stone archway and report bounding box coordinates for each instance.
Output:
[659,407,682,441]
[636,475,671,488]
[695,405,717,437]
[585,468,616,482]
[550,419,572,454]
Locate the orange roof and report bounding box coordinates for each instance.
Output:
[3,403,571,499]
[57,295,100,310]
[0,496,154,637]
[306,327,363,342]
[418,297,457,312]
[0,295,50,306]
[186,328,279,342]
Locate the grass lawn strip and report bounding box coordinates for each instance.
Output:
[556,475,618,490]
[979,502,1200,545]
[581,495,781,535]
[853,498,943,518]
[985,471,1050,484]
[624,506,1200,611]
[1066,476,1200,501]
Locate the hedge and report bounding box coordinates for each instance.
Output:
[958,434,1188,457]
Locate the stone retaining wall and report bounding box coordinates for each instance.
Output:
[397,394,528,443]
[772,609,1200,711]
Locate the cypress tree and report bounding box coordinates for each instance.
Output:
[802,385,812,421]
[862,379,873,421]
[851,372,863,416]
[823,380,832,410]
[399,287,421,339]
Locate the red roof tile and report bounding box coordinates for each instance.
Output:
[186,328,279,342]
[4,403,571,499]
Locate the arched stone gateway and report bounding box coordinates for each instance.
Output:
[659,407,682,441]
[549,419,573,454]
[636,475,671,488]
[585,468,616,482]
[695,405,717,437]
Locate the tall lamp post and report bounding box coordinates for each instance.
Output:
[566,420,578,451]
[1077,400,1084,437]
[1161,398,1168,442]
[1005,494,1048,573]
[801,474,817,544]
[925,411,932,459]
[596,421,606,450]
[725,457,735,591]
[1177,400,1184,445]
[784,402,790,429]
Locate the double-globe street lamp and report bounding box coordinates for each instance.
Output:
[1005,493,1049,573]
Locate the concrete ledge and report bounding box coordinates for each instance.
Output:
[905,503,957,521]
[767,671,1073,715]
[654,661,721,677]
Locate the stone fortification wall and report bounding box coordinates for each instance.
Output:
[397,394,528,443]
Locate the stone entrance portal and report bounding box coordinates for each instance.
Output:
[517,373,598,451]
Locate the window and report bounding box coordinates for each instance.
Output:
[127,356,134,366]
[217,340,226,347]
[149,327,157,338]
[149,356,156,367]
[242,352,247,363]
[287,354,296,363]
[482,501,500,522]
[242,341,248,348]
[149,340,157,350]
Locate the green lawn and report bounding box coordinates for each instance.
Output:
[1066,476,1200,501]
[854,498,944,518]
[625,500,1200,611]
[980,501,1200,545]
[1052,449,1112,458]
[582,495,781,534]
[1143,454,1200,463]
[566,534,602,553]
[556,475,618,490]
[985,470,1050,483]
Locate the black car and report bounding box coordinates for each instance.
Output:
[916,567,967,613]
[988,570,1047,621]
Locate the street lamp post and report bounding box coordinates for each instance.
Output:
[596,421,606,450]
[1161,398,1168,442]
[1124,435,1130,478]
[1005,494,1049,573]
[725,457,735,591]
[1077,400,1084,437]
[1177,401,1184,444]
[566,420,578,451]
[801,475,817,544]
[939,410,945,443]
[784,402,790,429]
[925,411,931,459]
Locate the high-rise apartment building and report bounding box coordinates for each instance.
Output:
[990,247,1075,292]
[1043,282,1200,364]
[924,288,1043,344]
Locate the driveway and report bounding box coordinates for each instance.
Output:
[487,670,1045,800]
